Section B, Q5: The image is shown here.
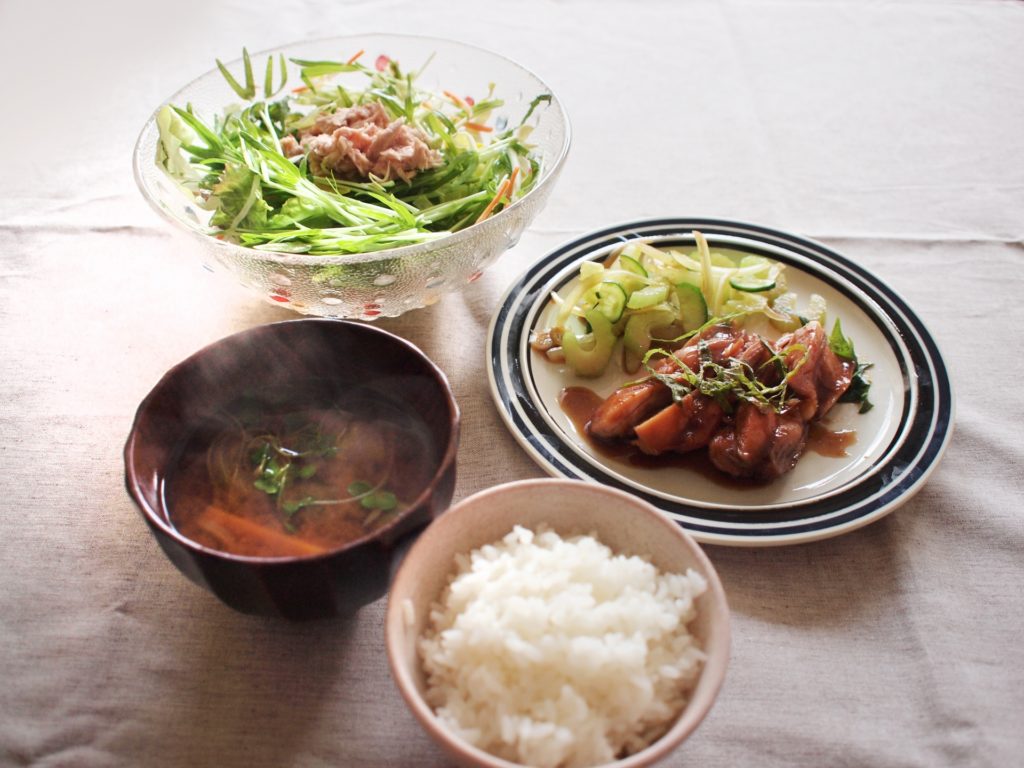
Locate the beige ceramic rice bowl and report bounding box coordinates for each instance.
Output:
[385,478,730,768]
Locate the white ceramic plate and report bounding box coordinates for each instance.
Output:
[487,219,954,546]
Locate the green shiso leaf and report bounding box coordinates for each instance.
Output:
[828,318,856,360]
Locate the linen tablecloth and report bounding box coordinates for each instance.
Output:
[1,1,1021,765]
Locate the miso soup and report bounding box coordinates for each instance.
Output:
[166,387,437,558]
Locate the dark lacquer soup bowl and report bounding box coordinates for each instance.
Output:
[124,319,460,619]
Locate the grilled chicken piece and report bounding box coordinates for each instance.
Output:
[587,378,672,440]
[777,322,855,421]
[708,402,809,480]
[708,323,854,480]
[633,393,724,455]
[587,325,747,441]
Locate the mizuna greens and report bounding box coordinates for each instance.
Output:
[156,47,548,255]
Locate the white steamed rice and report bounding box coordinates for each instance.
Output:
[418,525,707,768]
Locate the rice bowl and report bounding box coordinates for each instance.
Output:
[419,525,708,767]
[385,478,730,768]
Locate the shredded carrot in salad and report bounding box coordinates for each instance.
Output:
[443,90,469,111]
[476,166,520,223]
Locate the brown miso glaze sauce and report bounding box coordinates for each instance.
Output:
[558,386,857,486]
[807,421,858,457]
[558,387,617,452]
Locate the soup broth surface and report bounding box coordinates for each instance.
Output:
[167,388,437,558]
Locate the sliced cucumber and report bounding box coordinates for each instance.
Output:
[623,307,677,372]
[738,254,770,269]
[674,269,702,290]
[614,252,647,290]
[803,293,827,325]
[723,293,769,316]
[593,282,627,322]
[634,242,686,283]
[626,283,669,310]
[768,291,827,330]
[729,274,777,293]
[674,282,708,331]
[767,291,801,331]
[617,245,648,271]
[562,308,617,377]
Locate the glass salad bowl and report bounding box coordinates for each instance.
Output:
[133,34,570,319]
